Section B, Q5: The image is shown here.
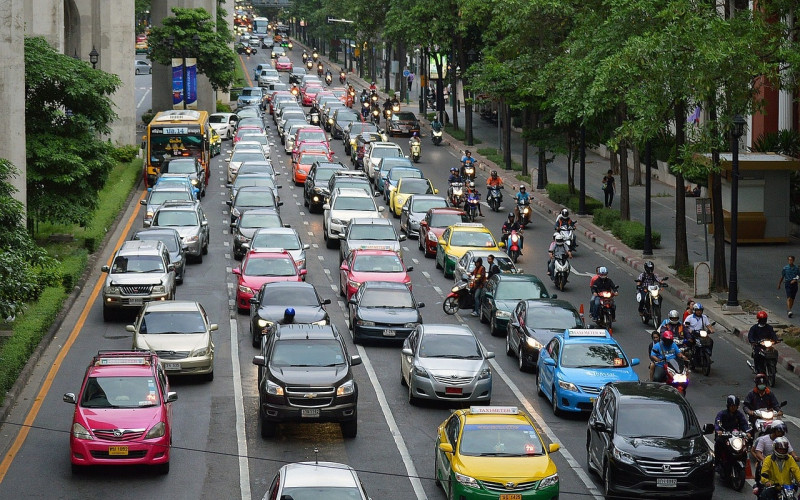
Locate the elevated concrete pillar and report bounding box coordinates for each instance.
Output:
[1,0,27,208]
[96,0,136,144]
[151,0,217,114]
[24,0,63,49]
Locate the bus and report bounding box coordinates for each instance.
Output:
[143,110,212,188]
[252,17,269,40]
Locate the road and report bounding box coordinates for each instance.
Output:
[0,47,789,500]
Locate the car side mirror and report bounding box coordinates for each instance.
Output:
[166,391,178,403]
[322,299,332,305]
[276,185,283,189]
[226,183,233,188]
[630,358,640,366]
[702,423,715,435]
[401,348,413,356]
[378,206,385,213]
[252,355,266,366]
[348,298,357,305]
[592,421,610,433]
[548,443,561,453]
[63,393,77,404]
[485,351,495,359]
[232,267,242,275]
[543,358,556,367]
[168,264,176,272]
[277,202,283,206]
[126,325,135,332]
[407,266,414,272]
[209,324,218,332]
[350,355,362,366]
[224,158,231,162]
[303,244,311,250]
[250,297,258,304]
[402,206,409,212]
[226,200,232,206]
[418,302,425,308]
[340,262,349,270]
[101,265,110,273]
[300,269,307,276]
[140,199,147,205]
[399,235,407,242]
[201,220,208,227]
[438,442,453,454]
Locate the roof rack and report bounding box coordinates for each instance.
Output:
[93,350,156,366]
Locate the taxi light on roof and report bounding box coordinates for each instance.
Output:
[453,223,485,228]
[469,406,519,415]
[565,328,609,338]
[96,357,148,366]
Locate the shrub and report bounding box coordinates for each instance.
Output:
[59,250,88,292]
[111,145,139,163]
[546,183,603,214]
[546,184,571,205]
[217,100,232,113]
[593,208,621,229]
[612,220,661,249]
[83,158,142,252]
[141,109,154,125]
[566,196,603,215]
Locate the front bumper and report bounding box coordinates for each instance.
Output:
[161,353,214,376]
[353,323,415,342]
[606,458,714,498]
[451,476,559,500]
[237,290,255,310]
[103,293,170,310]
[259,397,357,424]
[70,435,170,467]
[182,238,202,257]
[409,372,491,402]
[553,383,600,412]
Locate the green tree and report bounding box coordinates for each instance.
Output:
[25,36,120,228]
[148,7,236,92]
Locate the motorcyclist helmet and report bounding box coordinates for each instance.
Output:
[519,186,526,192]
[491,170,498,177]
[465,150,471,156]
[561,208,569,218]
[693,302,704,312]
[450,167,458,173]
[598,267,608,276]
[757,310,768,326]
[555,235,565,244]
[774,436,790,459]
[412,132,418,137]
[284,307,296,322]
[508,212,515,220]
[644,260,654,273]
[661,330,674,347]
[668,310,680,324]
[771,420,788,435]
[754,373,768,389]
[469,181,475,189]
[552,232,559,240]
[726,394,740,408]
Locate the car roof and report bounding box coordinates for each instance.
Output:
[133,227,181,239]
[429,207,466,214]
[140,300,202,313]
[334,188,372,198]
[87,351,160,378]
[281,462,359,488]
[253,227,295,236]
[451,223,490,232]
[610,381,686,403]
[495,273,544,283]
[275,324,337,340]
[361,281,411,291]
[523,298,579,311]
[370,142,401,148]
[118,239,165,256]
[420,324,474,337]
[348,218,392,226]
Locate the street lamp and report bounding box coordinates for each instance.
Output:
[166,34,201,110]
[727,114,746,307]
[89,46,99,69]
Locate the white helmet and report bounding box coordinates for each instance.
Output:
[555,235,565,243]
[552,232,559,240]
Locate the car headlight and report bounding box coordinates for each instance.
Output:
[477,367,491,380]
[495,309,512,319]
[538,473,559,489]
[257,318,273,328]
[232,208,241,217]
[612,447,636,465]
[347,279,361,290]
[558,380,578,392]
[428,232,438,242]
[312,319,328,326]
[191,347,209,357]
[266,380,284,396]
[191,179,199,185]
[403,322,418,328]
[693,451,713,464]
[356,320,375,326]
[412,365,429,378]
[72,422,93,440]
[145,211,154,219]
[145,422,166,439]
[185,235,199,243]
[152,285,166,294]
[526,337,543,350]
[330,218,343,226]
[106,285,120,294]
[238,285,254,295]
[454,472,479,488]
[336,379,355,396]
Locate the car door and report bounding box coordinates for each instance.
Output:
[588,388,615,470]
[400,327,419,382]
[539,338,560,396]
[436,228,451,266]
[481,275,498,319]
[509,301,526,352]
[340,252,354,295]
[436,412,461,491]
[198,207,209,243]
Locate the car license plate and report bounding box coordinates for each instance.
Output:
[499,495,522,500]
[445,387,462,395]
[383,329,396,337]
[164,362,181,371]
[301,409,320,418]
[108,446,128,456]
[656,478,677,488]
[127,298,143,306]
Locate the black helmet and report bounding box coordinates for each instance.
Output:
[561,208,569,218]
[508,212,515,220]
[644,261,654,273]
[491,170,498,177]
[726,394,740,408]
[754,373,768,387]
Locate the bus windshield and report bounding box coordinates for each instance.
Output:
[150,133,204,167]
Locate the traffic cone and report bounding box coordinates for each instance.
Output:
[579,304,585,322]
[745,457,754,480]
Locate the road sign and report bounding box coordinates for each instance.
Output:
[403,69,410,78]
[695,197,712,225]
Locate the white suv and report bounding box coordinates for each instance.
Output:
[364,142,405,181]
[323,188,385,248]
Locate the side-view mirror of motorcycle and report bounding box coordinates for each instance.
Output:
[702,423,715,435]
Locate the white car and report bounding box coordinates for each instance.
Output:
[323,188,385,248]
[135,59,151,75]
[209,112,239,140]
[258,68,281,87]
[237,133,270,158]
[364,142,405,181]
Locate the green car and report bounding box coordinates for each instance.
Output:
[479,273,552,336]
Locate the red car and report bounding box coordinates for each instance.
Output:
[419,208,469,257]
[64,351,176,474]
[292,152,330,185]
[233,250,306,311]
[275,56,293,72]
[339,249,412,300]
[234,125,265,143]
[301,85,324,106]
[293,127,331,153]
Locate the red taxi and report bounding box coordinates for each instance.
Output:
[339,249,412,300]
[63,351,176,474]
[275,56,293,72]
[419,208,469,257]
[233,250,306,311]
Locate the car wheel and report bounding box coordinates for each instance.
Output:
[303,196,309,207]
[479,305,489,324]
[195,252,203,264]
[340,418,357,438]
[155,462,170,475]
[408,381,418,406]
[102,306,114,322]
[506,333,514,356]
[203,370,214,382]
[71,464,83,475]
[339,278,345,297]
[551,387,562,416]
[435,253,442,269]
[536,371,544,397]
[490,316,502,337]
[434,453,441,488]
[518,346,528,372]
[400,370,407,386]
[259,411,276,439]
[252,328,261,348]
[603,461,615,498]
[325,231,337,249]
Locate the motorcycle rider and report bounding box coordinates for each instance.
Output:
[659,309,685,338]
[360,88,369,103]
[369,81,377,91]
[324,68,333,83]
[744,373,783,429]
[757,437,800,500]
[317,62,324,76]
[486,170,504,202]
[448,167,462,185]
[713,395,752,472]
[465,181,483,217]
[461,150,476,169]
[391,95,401,110]
[409,132,421,148]
[749,311,779,374]
[554,208,575,230]
[383,97,393,118]
[754,421,799,472]
[514,185,531,224]
[649,330,689,381]
[302,50,308,63]
[635,260,663,314]
[431,115,443,132]
[683,302,715,358]
[590,267,617,323]
[547,233,571,280]
[501,213,521,249]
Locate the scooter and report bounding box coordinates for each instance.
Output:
[325,73,333,86]
[339,71,347,84]
[443,276,475,315]
[448,182,464,208]
[409,140,421,163]
[507,230,522,263]
[306,60,313,71]
[312,51,319,62]
[752,402,787,436]
[515,202,532,229]
[686,323,714,376]
[553,254,570,291]
[431,128,443,146]
[747,338,781,387]
[595,286,619,334]
[653,356,689,395]
[462,163,476,181]
[557,223,577,252]
[371,107,381,125]
[465,193,480,222]
[317,64,324,77]
[309,110,320,126]
[636,278,669,327]
[487,186,503,212]
[716,430,749,491]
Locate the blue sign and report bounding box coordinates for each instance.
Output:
[172,59,183,108]
[186,58,198,110]
[402,69,410,78]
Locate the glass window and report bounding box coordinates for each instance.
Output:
[244,257,296,277]
[445,415,460,445]
[616,401,699,439]
[352,254,403,273]
[260,287,319,306]
[148,190,192,205]
[251,232,300,249]
[239,213,282,229]
[140,310,207,334]
[399,179,433,195]
[81,376,160,408]
[348,224,396,240]
[449,231,496,248]
[561,344,629,369]
[388,168,422,181]
[458,424,543,456]
[333,197,376,211]
[494,280,548,301]
[430,213,468,228]
[526,307,583,330]
[111,255,166,274]
[236,191,276,207]
[270,339,345,367]
[359,289,414,308]
[418,334,481,359]
[411,198,447,213]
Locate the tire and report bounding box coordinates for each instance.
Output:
[325,231,337,249]
[155,462,170,475]
[653,304,662,328]
[202,239,208,255]
[603,462,615,499]
[435,253,442,270]
[510,250,519,264]
[479,305,489,324]
[442,296,458,315]
[551,387,561,416]
[71,464,83,475]
[518,346,529,372]
[102,306,114,322]
[401,370,408,386]
[434,453,442,488]
[195,252,203,264]
[730,462,744,491]
[340,419,358,438]
[259,414,276,438]
[536,371,544,397]
[768,364,777,387]
[702,353,711,376]
[252,328,261,348]
[408,382,418,406]
[204,370,214,382]
[418,236,424,251]
[506,333,514,356]
[490,316,502,337]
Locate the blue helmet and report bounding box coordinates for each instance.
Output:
[284,307,296,317]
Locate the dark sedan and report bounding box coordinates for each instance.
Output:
[387,111,420,137]
[227,186,282,226]
[289,67,307,85]
[348,281,424,344]
[231,208,287,260]
[249,281,331,347]
[506,299,584,372]
[479,273,553,336]
[303,161,346,213]
[331,110,360,140]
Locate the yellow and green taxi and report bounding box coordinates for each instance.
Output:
[435,406,560,500]
[389,177,438,217]
[435,223,500,278]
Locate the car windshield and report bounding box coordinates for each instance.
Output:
[163,161,196,175]
[299,154,329,165]
[333,180,370,193]
[418,334,482,359]
[239,214,282,229]
[352,254,403,272]
[298,131,327,143]
[134,233,180,253]
[336,112,359,123]
[236,191,276,207]
[316,167,342,182]
[261,287,318,306]
[241,134,268,145]
[464,255,515,274]
[359,289,414,308]
[81,376,160,409]
[263,69,279,77]
[140,310,207,334]
[399,179,433,195]
[241,88,263,97]
[232,151,267,163]
[411,198,446,213]
[279,487,363,500]
[458,424,543,457]
[348,225,395,240]
[372,148,404,160]
[111,255,166,273]
[236,128,265,138]
[238,163,275,177]
[209,115,228,124]
[617,400,700,439]
[270,339,346,367]
[154,210,199,227]
[430,213,469,227]
[388,168,422,181]
[495,280,547,301]
[560,343,629,369]
[449,231,496,248]
[526,307,583,329]
[244,257,296,277]
[333,197,376,211]
[352,124,379,134]
[252,232,301,249]
[234,177,275,190]
[148,190,192,205]
[393,112,417,121]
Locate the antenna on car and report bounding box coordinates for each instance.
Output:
[313,447,319,464]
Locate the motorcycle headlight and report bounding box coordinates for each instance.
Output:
[412,365,429,378]
[558,380,578,392]
[451,285,460,293]
[538,473,559,489]
[72,422,93,440]
[191,347,209,357]
[336,379,355,396]
[731,437,744,451]
[266,380,284,396]
[612,447,636,465]
[145,422,166,439]
[495,310,512,320]
[699,330,708,337]
[191,179,199,186]
[672,373,687,383]
[764,340,774,348]
[454,472,479,488]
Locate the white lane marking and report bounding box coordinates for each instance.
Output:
[136,88,151,109]
[412,258,419,265]
[229,318,252,500]
[330,284,337,292]
[356,344,427,499]
[422,271,430,279]
[223,241,230,247]
[433,286,443,296]
[318,255,325,260]
[488,358,603,499]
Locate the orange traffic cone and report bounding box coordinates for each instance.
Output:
[745,458,754,480]
[579,303,585,321]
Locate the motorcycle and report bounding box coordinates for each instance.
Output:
[392,102,401,114]
[325,73,333,86]
[339,71,347,84]
[595,286,619,334]
[752,402,787,436]
[515,202,532,228]
[448,182,464,208]
[443,276,475,315]
[685,323,714,376]
[347,89,356,107]
[552,254,570,291]
[487,185,503,212]
[409,140,421,163]
[309,110,320,126]
[462,163,476,181]
[748,338,782,387]
[557,223,577,252]
[302,52,308,63]
[306,60,313,71]
[716,430,749,491]
[431,127,443,146]
[371,107,381,125]
[507,230,522,263]
[636,278,669,327]
[465,193,480,222]
[312,51,319,62]
[317,64,324,77]
[291,87,300,100]
[653,356,689,395]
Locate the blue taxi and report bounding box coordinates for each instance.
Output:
[536,329,639,415]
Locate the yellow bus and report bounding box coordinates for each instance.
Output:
[143,110,212,188]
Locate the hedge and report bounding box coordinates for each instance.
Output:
[593,208,621,230]
[611,220,661,249]
[545,183,603,215]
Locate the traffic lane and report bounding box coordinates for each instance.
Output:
[134,54,152,124]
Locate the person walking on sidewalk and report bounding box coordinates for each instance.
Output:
[602,170,616,208]
[778,255,799,318]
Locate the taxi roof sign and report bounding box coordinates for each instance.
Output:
[469,406,519,415]
[453,223,486,228]
[97,357,148,366]
[564,328,610,338]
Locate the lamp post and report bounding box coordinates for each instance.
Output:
[465,49,476,146]
[727,114,746,307]
[166,34,200,110]
[89,46,99,69]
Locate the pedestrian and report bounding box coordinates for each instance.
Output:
[683,299,695,322]
[487,254,501,279]
[407,72,414,90]
[470,257,486,317]
[602,169,616,208]
[778,255,799,318]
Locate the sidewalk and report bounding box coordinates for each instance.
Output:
[304,40,800,376]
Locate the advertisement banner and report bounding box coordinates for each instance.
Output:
[172,58,184,109]
[186,58,198,110]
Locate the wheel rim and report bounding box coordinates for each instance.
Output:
[518,347,524,370]
[443,297,458,315]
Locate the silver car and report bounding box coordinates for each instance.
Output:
[339,217,405,263]
[322,188,385,248]
[150,200,210,262]
[257,68,280,87]
[227,149,268,183]
[237,133,271,158]
[453,249,518,283]
[247,227,310,271]
[401,324,494,405]
[140,185,195,227]
[399,194,448,238]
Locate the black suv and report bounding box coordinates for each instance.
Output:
[252,324,361,438]
[303,161,346,213]
[586,382,714,499]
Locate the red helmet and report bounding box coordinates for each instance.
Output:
[757,311,768,325]
[662,331,674,341]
